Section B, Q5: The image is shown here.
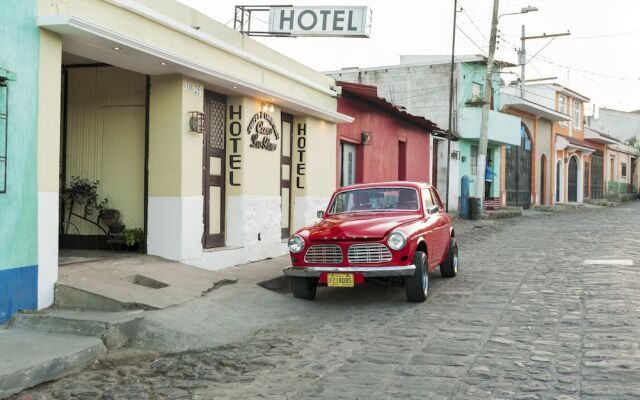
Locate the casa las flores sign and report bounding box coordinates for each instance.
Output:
[247,111,280,151]
[268,6,372,37]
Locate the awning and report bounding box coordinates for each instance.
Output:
[584,127,619,144]
[556,134,596,154]
[38,14,353,124]
[501,93,571,122]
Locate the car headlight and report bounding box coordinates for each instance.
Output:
[288,235,305,253]
[387,231,407,250]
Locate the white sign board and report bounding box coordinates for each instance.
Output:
[268,6,372,37]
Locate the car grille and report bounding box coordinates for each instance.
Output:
[304,244,343,264]
[347,243,393,264]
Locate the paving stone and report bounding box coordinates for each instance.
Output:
[13,203,640,399]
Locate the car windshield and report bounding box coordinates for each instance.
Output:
[329,187,421,214]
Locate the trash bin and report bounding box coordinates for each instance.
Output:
[469,197,482,220]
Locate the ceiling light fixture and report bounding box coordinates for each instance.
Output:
[160,62,167,66]
[113,46,121,50]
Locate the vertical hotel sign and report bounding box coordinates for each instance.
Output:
[268,6,372,37]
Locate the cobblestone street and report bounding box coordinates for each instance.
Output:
[18,203,640,400]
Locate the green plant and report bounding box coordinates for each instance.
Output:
[123,228,145,249]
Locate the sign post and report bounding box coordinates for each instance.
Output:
[235,5,372,38]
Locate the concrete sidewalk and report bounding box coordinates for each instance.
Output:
[0,254,298,398]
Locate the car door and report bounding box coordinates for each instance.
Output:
[430,187,450,264]
[422,189,442,269]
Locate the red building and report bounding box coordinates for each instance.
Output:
[336,81,440,186]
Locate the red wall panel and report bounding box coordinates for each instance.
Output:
[336,96,430,186]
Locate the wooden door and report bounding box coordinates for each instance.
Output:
[281,113,293,239]
[203,91,226,248]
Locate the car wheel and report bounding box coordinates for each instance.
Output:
[405,250,428,302]
[440,238,458,278]
[291,277,318,300]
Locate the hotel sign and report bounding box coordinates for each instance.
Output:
[268,6,372,37]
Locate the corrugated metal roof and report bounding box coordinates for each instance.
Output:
[337,81,442,132]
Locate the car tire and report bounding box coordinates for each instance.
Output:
[291,277,318,300]
[405,250,428,302]
[440,238,459,278]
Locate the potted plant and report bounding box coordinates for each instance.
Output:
[99,200,124,233]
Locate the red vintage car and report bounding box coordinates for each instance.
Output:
[283,182,458,302]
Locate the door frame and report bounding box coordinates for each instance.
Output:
[280,112,293,239]
[202,90,226,248]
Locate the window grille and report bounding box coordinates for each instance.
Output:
[0,80,7,193]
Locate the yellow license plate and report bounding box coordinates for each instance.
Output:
[327,273,354,288]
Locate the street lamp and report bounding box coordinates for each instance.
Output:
[499,5,538,20]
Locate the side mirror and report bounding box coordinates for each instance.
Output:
[426,205,440,215]
[317,210,325,218]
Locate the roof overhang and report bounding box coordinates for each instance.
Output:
[38,14,353,124]
[502,94,570,121]
[583,127,619,144]
[556,135,595,154]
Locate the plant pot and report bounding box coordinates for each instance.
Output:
[109,224,126,234]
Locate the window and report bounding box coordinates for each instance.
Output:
[329,187,420,214]
[558,95,566,114]
[430,188,444,209]
[622,162,627,178]
[558,95,567,126]
[423,189,434,209]
[470,82,483,102]
[0,81,7,193]
[471,145,478,175]
[573,100,581,129]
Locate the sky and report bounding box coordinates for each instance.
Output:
[179,0,640,113]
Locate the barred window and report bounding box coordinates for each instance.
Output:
[471,145,478,175]
[0,80,7,193]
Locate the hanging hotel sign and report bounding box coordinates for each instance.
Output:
[247,111,280,151]
[268,6,372,37]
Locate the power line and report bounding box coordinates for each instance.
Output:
[563,29,640,40]
[456,25,488,56]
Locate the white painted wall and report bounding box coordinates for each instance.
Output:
[37,192,58,308]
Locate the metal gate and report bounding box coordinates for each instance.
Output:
[590,152,603,199]
[506,125,532,208]
[203,91,226,248]
[568,157,578,202]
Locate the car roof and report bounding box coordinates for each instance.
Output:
[336,181,431,192]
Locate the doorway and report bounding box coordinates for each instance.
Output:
[280,113,293,239]
[540,155,546,205]
[340,142,357,186]
[202,90,226,248]
[568,156,578,202]
[590,151,603,199]
[506,124,532,208]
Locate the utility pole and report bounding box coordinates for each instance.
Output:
[445,0,458,212]
[519,29,571,99]
[475,0,500,206]
[520,25,526,98]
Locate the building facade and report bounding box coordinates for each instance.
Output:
[521,84,604,203]
[501,89,572,206]
[335,82,438,186]
[327,55,521,212]
[0,0,352,321]
[0,0,40,323]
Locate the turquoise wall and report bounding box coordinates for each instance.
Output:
[0,0,39,323]
[457,62,504,110]
[458,139,501,198]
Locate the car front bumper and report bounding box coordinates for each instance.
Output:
[283,265,416,278]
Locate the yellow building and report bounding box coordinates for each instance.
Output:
[35,0,352,298]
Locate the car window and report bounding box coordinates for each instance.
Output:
[329,187,420,213]
[423,189,435,210]
[430,188,444,209]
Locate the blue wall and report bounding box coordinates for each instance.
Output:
[0,0,39,323]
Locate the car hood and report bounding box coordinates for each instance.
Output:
[307,213,421,241]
